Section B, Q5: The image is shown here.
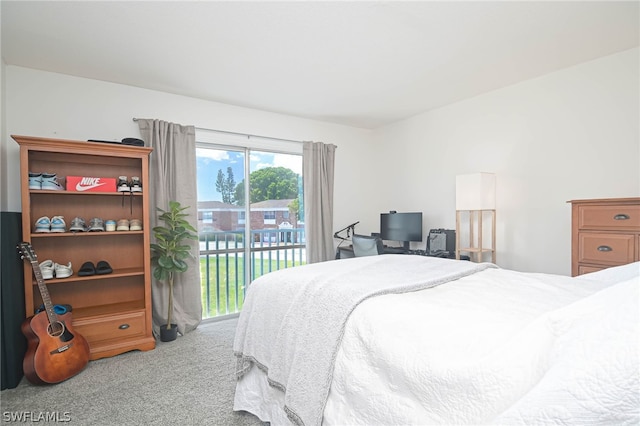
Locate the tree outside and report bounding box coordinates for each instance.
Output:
[230,166,299,206]
[215,166,236,204]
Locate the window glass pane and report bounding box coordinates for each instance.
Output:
[248,151,304,280]
[197,146,305,320]
[197,147,246,318]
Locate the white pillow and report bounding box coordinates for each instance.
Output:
[493,277,640,424]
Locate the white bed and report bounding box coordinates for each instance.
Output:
[232,255,639,425]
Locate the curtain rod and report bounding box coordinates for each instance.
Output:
[132,118,304,144]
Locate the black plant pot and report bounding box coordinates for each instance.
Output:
[159,323,178,342]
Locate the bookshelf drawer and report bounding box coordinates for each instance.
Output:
[74,310,146,344]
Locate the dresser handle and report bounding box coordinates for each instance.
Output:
[118,324,130,330]
[613,214,630,220]
[597,245,612,252]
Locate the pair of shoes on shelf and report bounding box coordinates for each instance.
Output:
[117,176,142,193]
[116,218,142,231]
[69,217,105,232]
[29,172,65,190]
[39,260,73,279]
[118,176,141,213]
[78,260,112,276]
[35,216,66,233]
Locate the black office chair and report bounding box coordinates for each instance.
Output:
[352,234,384,257]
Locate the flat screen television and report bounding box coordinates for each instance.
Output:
[380,212,423,252]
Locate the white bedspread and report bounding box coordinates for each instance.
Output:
[233,255,494,426]
[233,260,639,425]
[325,265,639,425]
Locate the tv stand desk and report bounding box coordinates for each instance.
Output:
[337,245,401,258]
[337,246,468,260]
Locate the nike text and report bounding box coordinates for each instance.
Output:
[76,177,107,192]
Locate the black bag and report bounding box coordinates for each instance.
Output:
[427,229,455,255]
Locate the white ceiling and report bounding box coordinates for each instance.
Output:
[2,1,638,129]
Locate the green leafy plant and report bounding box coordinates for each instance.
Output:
[150,201,198,330]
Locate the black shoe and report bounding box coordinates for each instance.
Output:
[96,260,113,275]
[78,261,96,276]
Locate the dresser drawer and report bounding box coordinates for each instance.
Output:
[578,205,640,231]
[578,265,606,275]
[578,233,636,266]
[73,310,146,344]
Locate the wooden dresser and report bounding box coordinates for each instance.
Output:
[568,197,640,276]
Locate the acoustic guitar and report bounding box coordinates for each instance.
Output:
[18,242,90,384]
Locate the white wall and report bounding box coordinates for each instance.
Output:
[368,48,639,275]
[2,66,374,237]
[4,48,638,275]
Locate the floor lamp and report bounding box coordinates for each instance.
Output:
[455,173,496,263]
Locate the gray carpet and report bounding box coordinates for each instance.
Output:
[1,317,266,425]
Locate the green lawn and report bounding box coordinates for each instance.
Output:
[200,255,304,318]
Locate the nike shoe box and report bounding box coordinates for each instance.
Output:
[66,176,117,192]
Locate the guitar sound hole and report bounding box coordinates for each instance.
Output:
[47,321,66,337]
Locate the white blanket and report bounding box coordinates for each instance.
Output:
[324,265,639,425]
[233,255,495,426]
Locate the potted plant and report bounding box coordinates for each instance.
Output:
[150,200,198,342]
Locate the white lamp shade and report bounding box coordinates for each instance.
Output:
[456,173,496,210]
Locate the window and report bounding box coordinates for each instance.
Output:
[263,211,276,224]
[196,130,305,319]
[202,211,213,224]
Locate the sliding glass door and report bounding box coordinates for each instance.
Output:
[196,144,305,318]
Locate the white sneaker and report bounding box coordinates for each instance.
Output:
[54,262,73,279]
[35,216,51,233]
[41,173,65,191]
[29,172,43,190]
[50,216,66,233]
[117,176,130,192]
[39,260,55,280]
[130,176,142,192]
[116,219,130,231]
[129,218,142,231]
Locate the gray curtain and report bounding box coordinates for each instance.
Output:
[137,119,202,336]
[303,141,337,263]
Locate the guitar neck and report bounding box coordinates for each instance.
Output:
[28,258,59,326]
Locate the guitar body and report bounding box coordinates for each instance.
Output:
[21,311,90,384]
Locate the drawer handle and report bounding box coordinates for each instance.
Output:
[613,214,630,220]
[118,324,130,330]
[597,245,613,252]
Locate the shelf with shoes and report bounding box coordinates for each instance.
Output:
[29,190,144,195]
[14,134,155,360]
[30,231,144,237]
[27,267,145,285]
